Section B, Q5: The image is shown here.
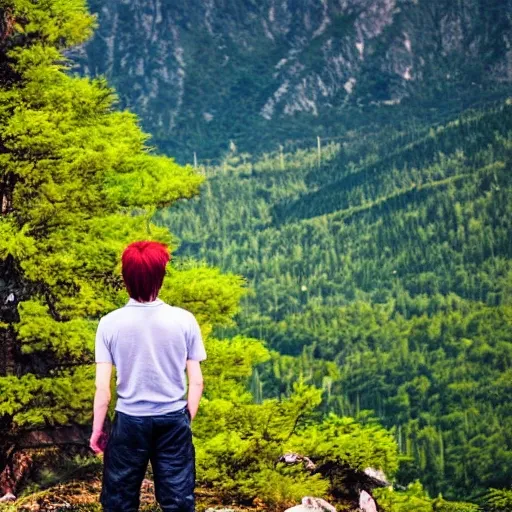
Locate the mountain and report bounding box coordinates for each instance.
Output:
[75,0,512,161]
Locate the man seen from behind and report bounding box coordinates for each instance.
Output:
[89,241,206,512]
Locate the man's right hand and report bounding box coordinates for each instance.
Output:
[90,429,108,454]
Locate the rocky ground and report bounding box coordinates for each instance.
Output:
[0,479,264,512]
[0,478,353,512]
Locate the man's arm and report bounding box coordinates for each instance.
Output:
[90,362,112,454]
[186,360,204,420]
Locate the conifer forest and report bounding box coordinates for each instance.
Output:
[0,0,511,511]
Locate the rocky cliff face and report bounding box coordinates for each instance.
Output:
[74,0,512,159]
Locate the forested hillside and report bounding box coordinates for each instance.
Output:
[159,101,512,501]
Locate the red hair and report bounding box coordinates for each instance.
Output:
[122,241,170,302]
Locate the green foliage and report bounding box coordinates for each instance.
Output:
[376,484,484,512]
[202,335,271,399]
[0,366,94,425]
[484,488,512,512]
[434,500,480,511]
[3,0,95,48]
[374,482,434,512]
[0,0,236,431]
[249,468,328,510]
[193,381,325,501]
[191,342,399,508]
[433,497,480,512]
[165,102,512,499]
[161,265,246,328]
[287,414,399,476]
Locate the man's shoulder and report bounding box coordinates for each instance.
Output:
[165,305,196,323]
[166,304,191,314]
[98,306,128,328]
[106,303,135,318]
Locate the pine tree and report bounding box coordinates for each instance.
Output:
[0,0,243,470]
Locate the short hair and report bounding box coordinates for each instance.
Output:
[121,241,170,302]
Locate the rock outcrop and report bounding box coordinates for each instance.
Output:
[73,0,512,159]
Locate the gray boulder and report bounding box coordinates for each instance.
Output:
[285,497,336,511]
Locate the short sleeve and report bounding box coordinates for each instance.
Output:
[186,313,207,362]
[95,318,113,364]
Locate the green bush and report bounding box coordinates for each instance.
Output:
[484,489,512,512]
[250,468,329,510]
[374,481,433,512]
[433,496,480,511]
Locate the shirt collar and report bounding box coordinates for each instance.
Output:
[126,298,164,307]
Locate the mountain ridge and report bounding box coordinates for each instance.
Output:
[76,0,512,160]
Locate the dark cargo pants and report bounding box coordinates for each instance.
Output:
[101,408,195,512]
